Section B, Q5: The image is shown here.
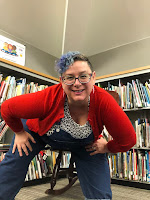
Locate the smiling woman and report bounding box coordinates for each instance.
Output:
[0,51,136,200]
[60,60,96,106]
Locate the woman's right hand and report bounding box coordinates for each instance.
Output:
[12,130,36,157]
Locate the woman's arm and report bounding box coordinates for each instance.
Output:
[100,92,136,153]
[1,88,49,156]
[1,88,47,132]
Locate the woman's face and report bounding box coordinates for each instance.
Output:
[60,61,96,104]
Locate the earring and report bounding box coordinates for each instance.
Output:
[92,85,95,93]
[63,90,65,97]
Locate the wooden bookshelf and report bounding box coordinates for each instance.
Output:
[96,65,150,82]
[0,57,59,85]
[96,66,150,189]
[0,58,59,82]
[1,58,150,189]
[0,58,60,186]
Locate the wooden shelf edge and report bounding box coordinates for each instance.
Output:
[96,65,150,80]
[23,176,51,187]
[0,57,60,82]
[111,178,150,190]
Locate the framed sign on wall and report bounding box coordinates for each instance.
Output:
[0,35,25,66]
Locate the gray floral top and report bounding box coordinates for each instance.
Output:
[46,99,92,139]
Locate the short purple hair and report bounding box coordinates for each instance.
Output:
[55,51,93,75]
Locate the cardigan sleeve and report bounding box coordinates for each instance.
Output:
[99,92,136,153]
[1,88,48,133]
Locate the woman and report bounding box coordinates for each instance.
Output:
[0,51,136,200]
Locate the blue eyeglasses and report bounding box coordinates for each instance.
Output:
[62,73,92,85]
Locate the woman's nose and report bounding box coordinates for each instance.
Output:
[73,77,81,86]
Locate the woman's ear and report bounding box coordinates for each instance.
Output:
[92,71,96,83]
[60,76,65,90]
[60,76,62,83]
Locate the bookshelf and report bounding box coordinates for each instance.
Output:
[1,58,150,189]
[96,66,150,189]
[0,58,61,186]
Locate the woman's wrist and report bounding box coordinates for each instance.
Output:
[15,129,25,134]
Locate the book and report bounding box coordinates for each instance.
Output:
[38,153,46,177]
[0,81,6,98]
[15,78,26,96]
[0,121,5,132]
[143,85,150,107]
[148,151,150,182]
[6,76,16,99]
[0,74,3,84]
[132,80,142,108]
[135,79,146,107]
[28,163,33,180]
[0,124,9,141]
[32,157,39,179]
[31,160,36,180]
[0,76,11,103]
[35,155,42,179]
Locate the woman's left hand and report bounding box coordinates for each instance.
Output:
[85,137,110,155]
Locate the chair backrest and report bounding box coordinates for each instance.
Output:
[106,90,120,105]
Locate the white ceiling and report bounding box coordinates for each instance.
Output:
[0,0,150,58]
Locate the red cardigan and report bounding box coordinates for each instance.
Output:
[1,83,136,153]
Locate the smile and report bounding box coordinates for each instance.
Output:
[72,89,84,93]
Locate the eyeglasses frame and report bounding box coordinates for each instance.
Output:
[62,73,93,85]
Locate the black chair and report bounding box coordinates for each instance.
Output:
[45,150,78,195]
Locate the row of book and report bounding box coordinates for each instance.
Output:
[0,73,49,143]
[134,118,150,148]
[0,149,71,182]
[102,117,150,149]
[108,149,150,183]
[27,150,71,181]
[0,73,73,182]
[0,150,52,181]
[0,74,48,104]
[98,79,150,109]
[25,152,52,181]
[1,148,150,183]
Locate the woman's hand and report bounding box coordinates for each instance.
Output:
[85,137,110,156]
[12,130,36,157]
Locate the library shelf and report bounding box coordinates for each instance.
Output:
[0,58,59,186]
[23,176,52,187]
[0,57,59,85]
[111,178,150,190]
[1,59,150,189]
[96,65,150,189]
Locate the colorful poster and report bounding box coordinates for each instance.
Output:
[0,35,25,66]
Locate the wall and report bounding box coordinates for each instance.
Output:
[0,29,59,79]
[89,38,150,78]
[2,30,150,80]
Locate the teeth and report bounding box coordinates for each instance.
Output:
[73,90,83,92]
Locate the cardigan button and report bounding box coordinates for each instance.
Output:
[56,128,60,132]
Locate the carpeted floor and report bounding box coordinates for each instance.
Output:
[15,179,150,200]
